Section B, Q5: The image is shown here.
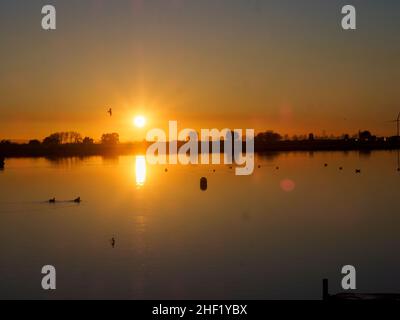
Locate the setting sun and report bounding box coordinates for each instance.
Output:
[133,115,146,128]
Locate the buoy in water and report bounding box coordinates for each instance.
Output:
[200,177,208,191]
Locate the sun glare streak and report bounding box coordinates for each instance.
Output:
[135,155,147,186]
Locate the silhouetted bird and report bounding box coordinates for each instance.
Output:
[107,108,112,117]
[324,163,328,167]
[355,169,361,174]
[339,167,343,170]
[48,198,56,203]
[110,237,116,248]
[73,197,81,203]
[165,168,168,172]
[276,166,279,170]
[258,165,261,169]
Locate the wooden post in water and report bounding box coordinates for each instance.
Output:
[322,279,329,301]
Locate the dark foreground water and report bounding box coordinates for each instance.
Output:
[0,151,399,299]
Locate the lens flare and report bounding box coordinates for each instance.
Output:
[280,179,295,192]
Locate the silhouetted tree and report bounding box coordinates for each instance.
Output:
[59,132,82,144]
[43,132,82,145]
[101,133,119,145]
[43,133,62,145]
[66,132,82,144]
[82,137,94,145]
[359,130,376,142]
[28,139,41,145]
[342,134,350,141]
[256,131,282,143]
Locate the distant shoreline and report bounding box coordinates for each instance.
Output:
[0,139,399,158]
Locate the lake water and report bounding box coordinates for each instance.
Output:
[0,151,399,299]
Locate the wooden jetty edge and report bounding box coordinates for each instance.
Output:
[323,279,400,301]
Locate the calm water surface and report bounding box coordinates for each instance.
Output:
[0,151,399,299]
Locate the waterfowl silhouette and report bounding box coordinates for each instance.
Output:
[73,197,81,203]
[355,169,361,174]
[107,108,112,117]
[110,237,116,248]
[48,198,56,203]
[324,163,328,167]
[339,167,343,170]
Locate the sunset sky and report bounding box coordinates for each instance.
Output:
[0,0,399,142]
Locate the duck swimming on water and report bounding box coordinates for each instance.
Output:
[73,197,81,203]
[110,237,116,248]
[48,198,56,203]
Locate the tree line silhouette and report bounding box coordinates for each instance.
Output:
[28,131,120,146]
[0,129,399,158]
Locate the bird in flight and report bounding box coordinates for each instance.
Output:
[107,108,112,117]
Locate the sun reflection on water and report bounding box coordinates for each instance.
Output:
[135,155,147,186]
